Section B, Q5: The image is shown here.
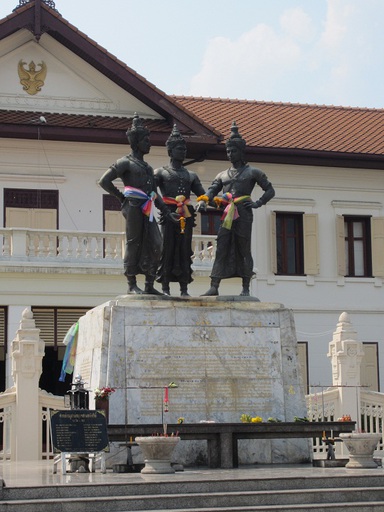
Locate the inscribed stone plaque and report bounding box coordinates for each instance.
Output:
[50,410,108,453]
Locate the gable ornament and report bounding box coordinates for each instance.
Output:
[17,60,47,95]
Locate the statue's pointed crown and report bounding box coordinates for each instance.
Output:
[225,121,246,149]
[166,124,186,150]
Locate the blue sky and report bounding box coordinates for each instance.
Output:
[1,0,383,108]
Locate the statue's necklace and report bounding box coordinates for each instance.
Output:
[165,165,189,195]
[128,155,152,185]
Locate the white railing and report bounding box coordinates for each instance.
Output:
[306,386,384,457]
[0,387,66,461]
[39,390,67,460]
[0,228,215,270]
[0,387,16,461]
[360,390,384,452]
[306,387,338,457]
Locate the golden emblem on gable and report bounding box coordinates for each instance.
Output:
[18,60,47,95]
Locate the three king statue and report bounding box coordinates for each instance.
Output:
[98,115,275,297]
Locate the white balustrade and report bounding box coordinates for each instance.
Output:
[0,228,215,271]
[192,235,216,267]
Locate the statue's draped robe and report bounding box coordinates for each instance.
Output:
[207,165,274,280]
[154,166,205,286]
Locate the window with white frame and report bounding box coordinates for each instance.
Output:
[336,215,384,278]
[270,212,319,276]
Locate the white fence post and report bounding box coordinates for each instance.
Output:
[327,312,364,428]
[11,307,45,460]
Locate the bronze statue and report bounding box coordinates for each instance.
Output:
[154,125,206,296]
[201,122,275,296]
[98,114,176,295]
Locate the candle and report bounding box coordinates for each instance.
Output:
[164,387,169,402]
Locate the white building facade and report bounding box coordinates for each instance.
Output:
[0,0,383,398]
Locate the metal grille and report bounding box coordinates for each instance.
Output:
[4,189,58,209]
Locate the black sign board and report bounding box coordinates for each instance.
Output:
[51,410,109,453]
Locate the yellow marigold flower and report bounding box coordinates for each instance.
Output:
[213,197,222,208]
[251,416,263,423]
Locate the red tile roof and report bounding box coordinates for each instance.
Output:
[174,96,384,157]
[0,110,170,132]
[0,1,220,142]
[1,3,384,168]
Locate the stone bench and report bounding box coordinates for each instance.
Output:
[107,421,355,469]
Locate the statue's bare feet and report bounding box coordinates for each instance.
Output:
[239,288,250,296]
[201,286,219,296]
[180,291,190,297]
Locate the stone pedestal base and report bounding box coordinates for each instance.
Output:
[74,296,309,465]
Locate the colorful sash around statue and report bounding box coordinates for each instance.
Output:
[124,186,157,222]
[162,195,191,218]
[214,193,251,230]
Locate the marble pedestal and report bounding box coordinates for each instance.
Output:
[74,296,310,465]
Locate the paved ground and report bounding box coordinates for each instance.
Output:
[1,460,383,488]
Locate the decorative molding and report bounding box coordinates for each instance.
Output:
[331,200,382,210]
[0,173,66,184]
[271,197,316,207]
[0,94,117,115]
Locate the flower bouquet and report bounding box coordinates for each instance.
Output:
[94,386,115,400]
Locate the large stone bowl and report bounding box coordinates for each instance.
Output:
[136,436,180,474]
[339,433,382,468]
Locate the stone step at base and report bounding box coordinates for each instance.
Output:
[3,473,384,501]
[1,487,384,512]
[141,505,384,512]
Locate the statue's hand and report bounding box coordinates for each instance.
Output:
[252,200,263,209]
[252,199,263,208]
[167,212,180,224]
[243,199,262,209]
[243,199,253,209]
[195,200,207,212]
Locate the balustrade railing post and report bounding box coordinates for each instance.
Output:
[10,229,28,257]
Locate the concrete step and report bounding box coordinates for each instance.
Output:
[3,473,384,500]
[146,505,384,512]
[2,471,384,512]
[1,486,384,512]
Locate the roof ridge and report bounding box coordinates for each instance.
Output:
[173,95,384,113]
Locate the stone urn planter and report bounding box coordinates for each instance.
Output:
[339,433,382,468]
[136,436,180,474]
